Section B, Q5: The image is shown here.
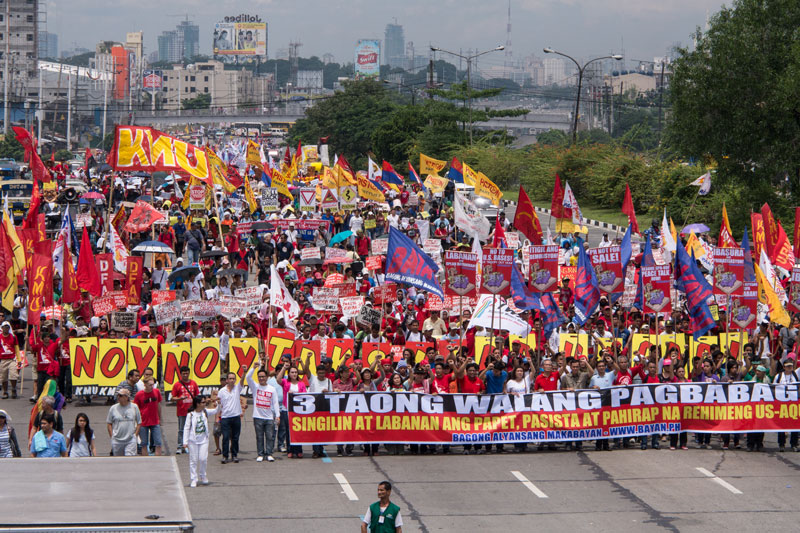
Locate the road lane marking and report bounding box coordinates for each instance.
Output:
[334,473,359,500]
[511,470,548,498]
[696,467,743,494]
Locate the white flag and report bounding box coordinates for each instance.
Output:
[660,208,676,264]
[270,265,300,322]
[690,172,711,196]
[109,224,129,272]
[368,157,381,182]
[562,181,583,226]
[454,193,491,242]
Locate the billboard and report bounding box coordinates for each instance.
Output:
[213,17,267,62]
[142,69,163,93]
[354,39,380,78]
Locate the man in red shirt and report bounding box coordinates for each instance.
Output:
[134,377,163,456]
[31,330,60,402]
[0,321,19,399]
[534,359,560,391]
[455,361,487,454]
[171,366,200,455]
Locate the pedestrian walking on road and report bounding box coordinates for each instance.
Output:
[361,481,403,533]
[183,395,217,487]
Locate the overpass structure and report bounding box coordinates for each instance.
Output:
[132,109,571,134]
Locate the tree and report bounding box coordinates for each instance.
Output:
[288,79,398,169]
[55,149,73,162]
[0,135,24,161]
[668,0,800,218]
[182,93,211,110]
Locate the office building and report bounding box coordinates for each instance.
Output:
[384,22,404,68]
[0,0,40,81]
[157,18,199,62]
[38,30,57,59]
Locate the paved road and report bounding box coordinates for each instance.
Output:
[502,203,619,248]
[5,383,800,533]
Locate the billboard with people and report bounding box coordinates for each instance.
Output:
[213,17,267,62]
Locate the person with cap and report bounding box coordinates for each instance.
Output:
[106,388,141,456]
[0,409,21,457]
[774,355,799,451]
[362,481,403,533]
[0,321,19,399]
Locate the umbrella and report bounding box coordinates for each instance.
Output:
[81,191,105,200]
[97,163,112,173]
[252,221,275,231]
[216,268,246,278]
[132,241,174,254]
[168,265,200,283]
[681,223,710,235]
[201,249,228,259]
[329,231,353,246]
[299,257,323,267]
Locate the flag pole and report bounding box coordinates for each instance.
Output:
[681,188,701,229]
[488,294,496,367]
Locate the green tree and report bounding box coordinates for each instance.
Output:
[288,79,398,169]
[181,93,211,110]
[668,0,800,221]
[0,135,24,161]
[55,149,73,161]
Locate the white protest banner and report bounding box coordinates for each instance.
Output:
[311,287,339,312]
[153,300,181,326]
[423,239,441,255]
[301,247,321,260]
[339,296,364,319]
[371,238,389,255]
[467,295,530,336]
[220,297,249,320]
[325,247,350,264]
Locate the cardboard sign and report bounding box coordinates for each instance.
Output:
[235,286,263,312]
[311,287,339,312]
[339,296,364,319]
[357,305,382,327]
[423,239,441,255]
[111,311,137,332]
[641,265,672,314]
[481,248,513,296]
[713,247,745,296]
[153,300,181,325]
[325,247,350,264]
[109,290,128,310]
[587,246,623,294]
[365,255,383,271]
[445,250,478,297]
[371,239,389,255]
[372,283,397,305]
[92,295,116,317]
[529,245,559,292]
[261,188,279,212]
[189,185,206,210]
[151,290,176,306]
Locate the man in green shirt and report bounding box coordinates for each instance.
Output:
[361,481,403,533]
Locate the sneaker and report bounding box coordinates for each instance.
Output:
[669,446,676,450]
[200,479,209,485]
[653,443,660,450]
[780,446,786,452]
[175,448,183,455]
[722,445,729,450]
[233,457,239,463]
[256,456,264,462]
[287,453,294,458]
[640,443,647,450]
[190,481,197,488]
[267,455,275,462]
[221,458,228,464]
[681,446,689,450]
[793,447,799,452]
[700,444,707,449]
[337,451,343,457]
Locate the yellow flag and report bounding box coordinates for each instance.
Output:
[462,163,478,187]
[206,148,237,194]
[356,174,385,202]
[337,165,356,186]
[2,206,25,274]
[669,217,678,245]
[475,172,502,207]
[246,140,263,170]
[755,264,790,327]
[243,174,258,214]
[271,168,293,201]
[321,166,337,189]
[684,231,706,259]
[1,273,16,313]
[420,154,446,175]
[423,174,448,194]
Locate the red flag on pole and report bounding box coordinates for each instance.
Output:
[61,244,81,304]
[621,183,639,235]
[76,227,102,297]
[12,127,52,183]
[514,186,543,245]
[492,212,506,248]
[124,200,165,233]
[551,174,564,220]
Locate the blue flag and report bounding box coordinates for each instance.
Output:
[510,265,565,339]
[539,292,567,340]
[510,264,539,310]
[742,225,756,282]
[674,240,716,340]
[386,227,443,299]
[573,238,601,326]
[620,223,632,276]
[634,234,655,310]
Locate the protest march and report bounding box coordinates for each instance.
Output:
[4,122,800,471]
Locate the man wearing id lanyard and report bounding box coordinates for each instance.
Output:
[361,481,403,533]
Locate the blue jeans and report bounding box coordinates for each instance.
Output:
[220,416,241,459]
[254,418,275,458]
[187,247,200,264]
[140,425,162,448]
[278,411,289,451]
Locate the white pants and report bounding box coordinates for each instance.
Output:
[187,441,208,484]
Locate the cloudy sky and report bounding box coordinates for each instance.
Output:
[49,0,727,68]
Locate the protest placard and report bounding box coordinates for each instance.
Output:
[153,300,181,326]
[92,296,115,317]
[372,283,397,305]
[235,286,263,312]
[371,239,389,255]
[109,290,128,310]
[189,186,205,210]
[365,255,383,271]
[111,311,137,331]
[311,287,339,312]
[357,305,382,327]
[151,290,176,306]
[261,188,279,212]
[301,247,322,260]
[423,239,441,255]
[325,247,350,264]
[339,296,364,319]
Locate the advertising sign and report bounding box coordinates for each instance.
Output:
[354,39,380,78]
[213,17,267,61]
[142,69,163,93]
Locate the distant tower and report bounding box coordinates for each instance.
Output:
[504,0,513,78]
[289,41,302,87]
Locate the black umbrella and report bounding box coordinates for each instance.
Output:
[168,265,200,283]
[216,268,247,278]
[201,249,228,259]
[98,163,112,173]
[251,221,275,231]
[299,258,323,266]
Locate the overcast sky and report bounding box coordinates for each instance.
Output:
[50,0,726,69]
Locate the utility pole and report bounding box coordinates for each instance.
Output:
[102,72,108,141]
[67,74,72,151]
[3,0,9,135]
[37,66,42,152]
[427,59,434,99]
[657,61,665,138]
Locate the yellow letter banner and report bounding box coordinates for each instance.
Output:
[108,125,210,181]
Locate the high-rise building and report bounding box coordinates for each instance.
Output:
[38,30,57,59]
[543,57,567,87]
[384,22,404,68]
[157,18,199,62]
[0,0,40,80]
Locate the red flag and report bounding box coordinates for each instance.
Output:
[126,256,144,305]
[23,179,41,230]
[12,127,51,183]
[283,146,292,168]
[294,140,302,165]
[761,203,781,260]
[226,165,243,188]
[27,253,53,326]
[621,183,639,234]
[0,226,13,292]
[492,213,506,248]
[771,219,795,271]
[751,213,765,259]
[514,186,543,245]
[794,207,800,261]
[551,174,564,219]
[124,200,165,233]
[61,244,81,304]
[718,203,738,248]
[83,147,95,172]
[76,227,102,297]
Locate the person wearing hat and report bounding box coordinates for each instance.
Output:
[106,388,142,457]
[774,355,799,451]
[0,321,19,399]
[558,277,573,312]
[0,409,21,457]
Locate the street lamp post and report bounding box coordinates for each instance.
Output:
[430,45,505,144]
[543,48,623,144]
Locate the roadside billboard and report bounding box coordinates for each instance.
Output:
[354,39,380,78]
[213,18,267,62]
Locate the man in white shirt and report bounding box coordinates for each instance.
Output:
[151,260,169,290]
[217,371,244,463]
[300,354,332,458]
[387,209,400,230]
[245,365,280,462]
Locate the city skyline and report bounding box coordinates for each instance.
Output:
[50,0,725,68]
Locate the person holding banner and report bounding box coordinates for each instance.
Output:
[276,362,307,458]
